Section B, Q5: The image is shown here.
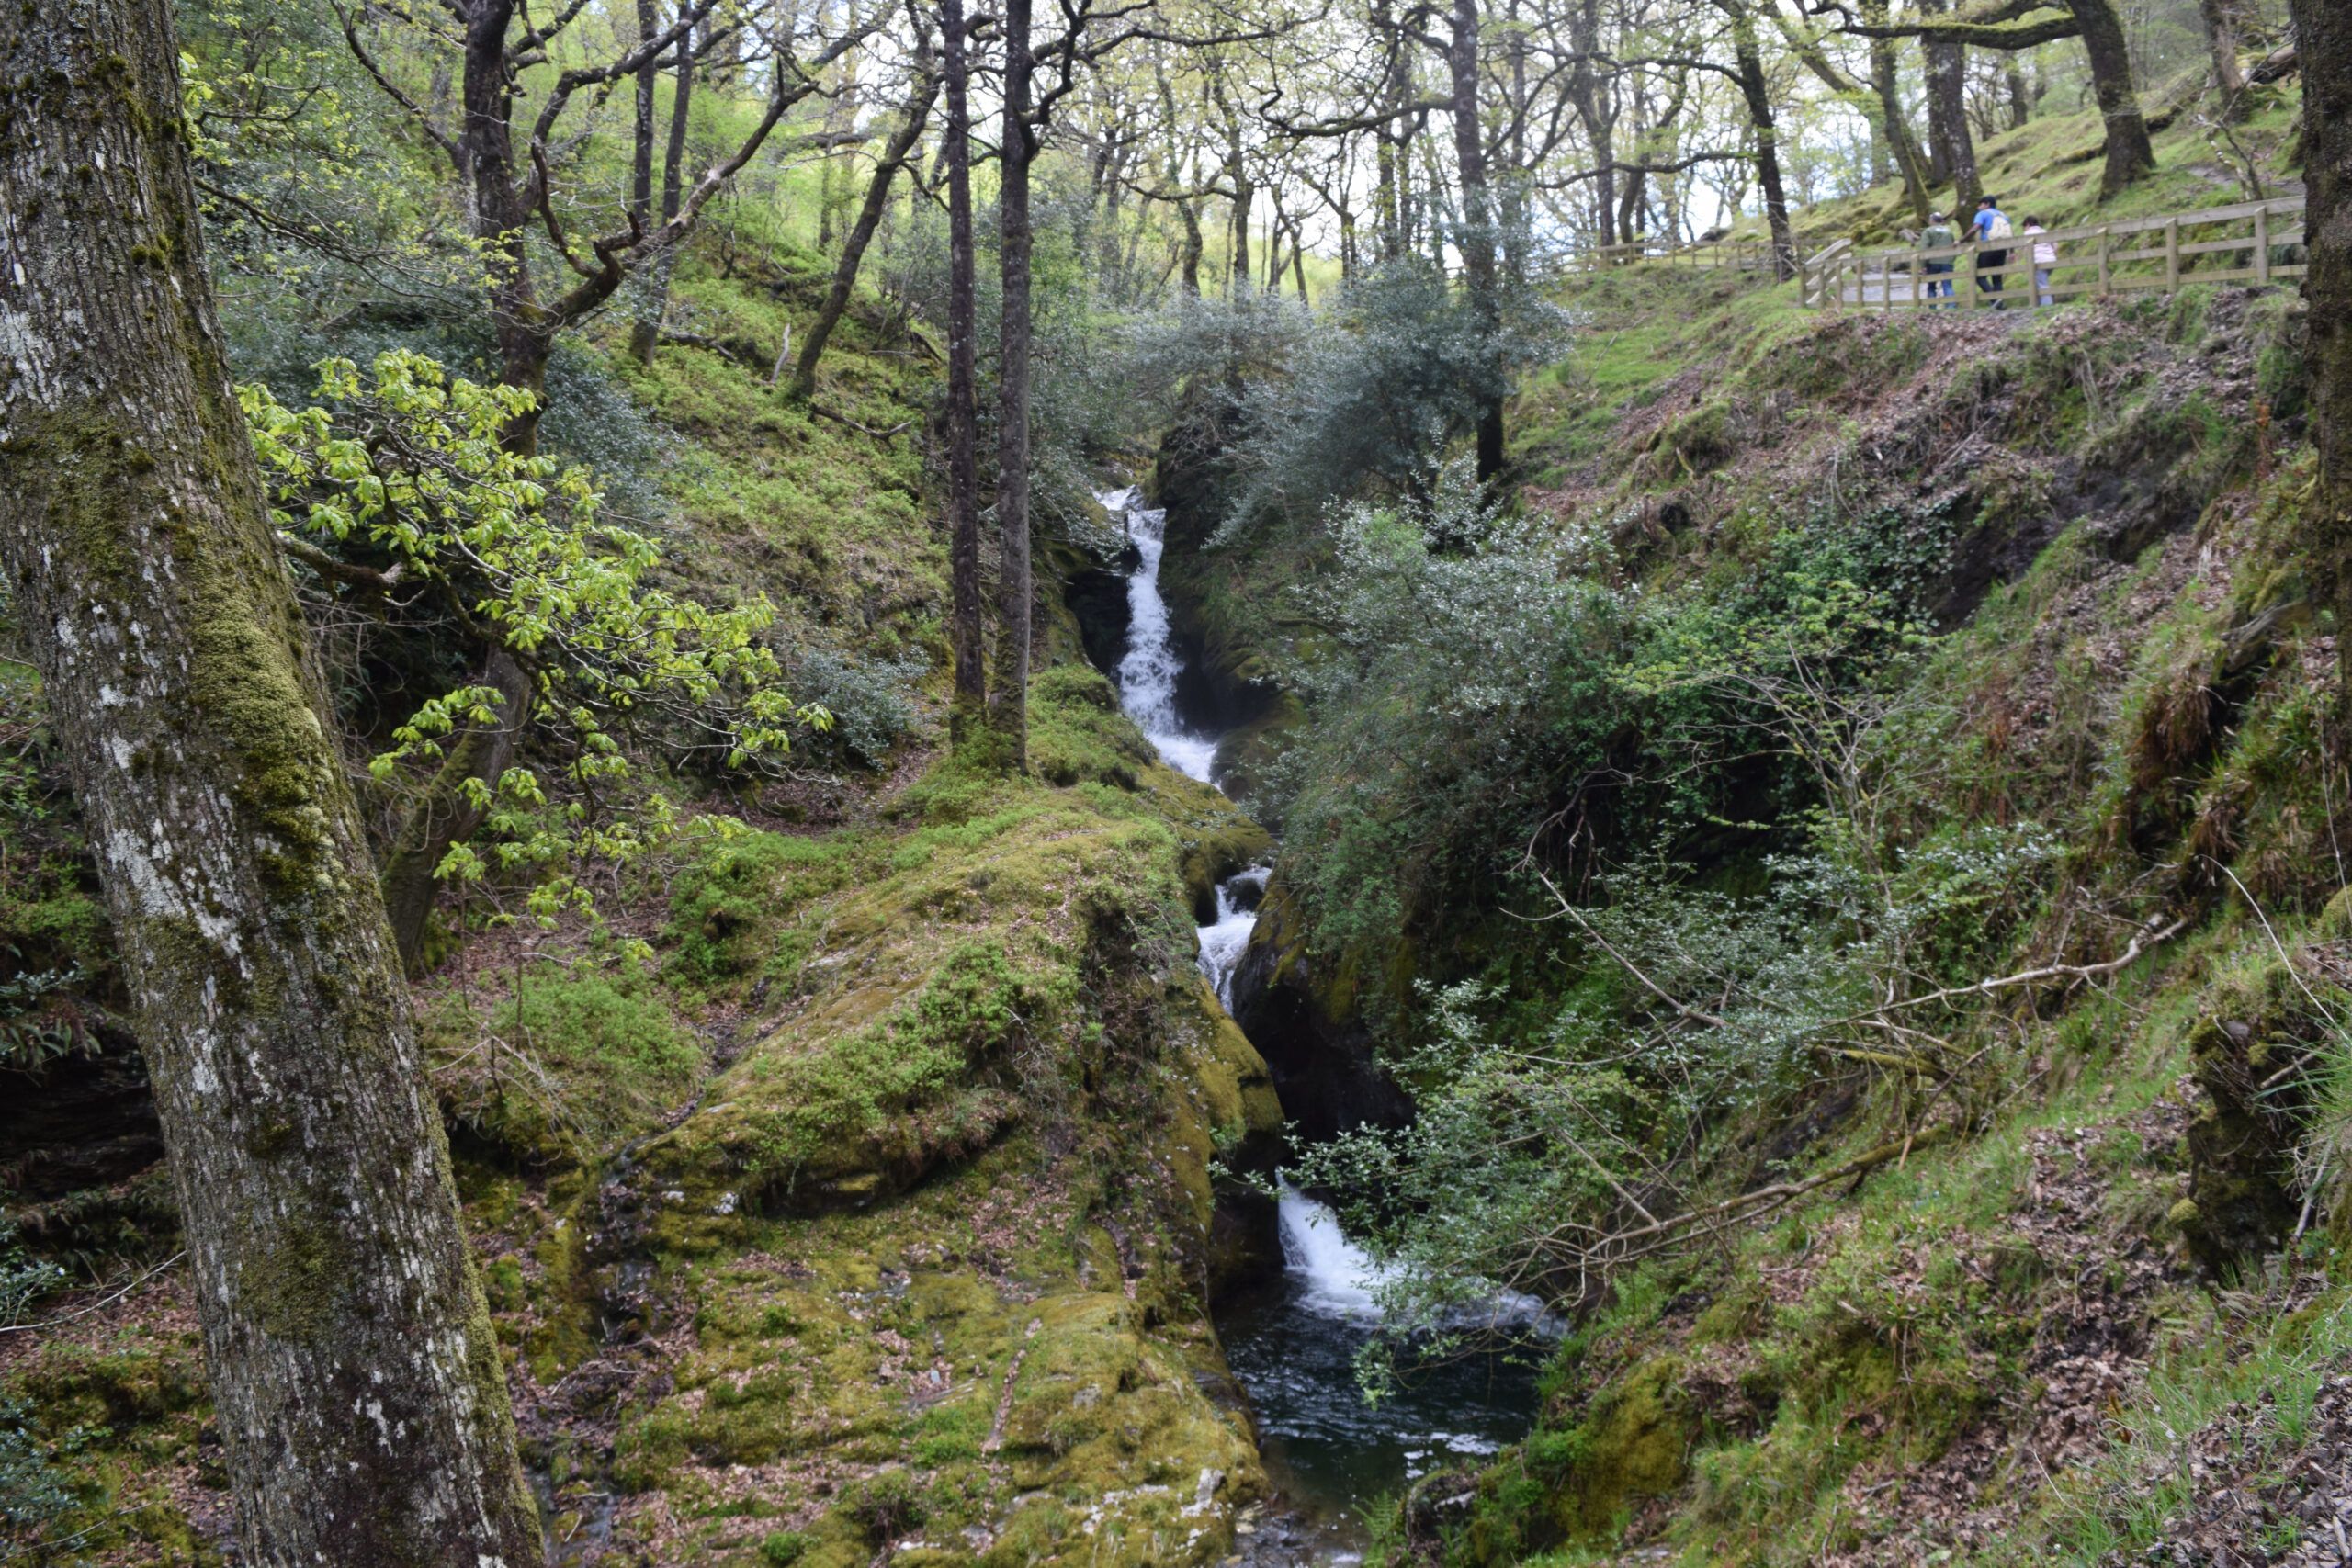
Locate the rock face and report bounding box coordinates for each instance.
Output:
[1227,879,1414,1146]
[569,684,1288,1567]
[2177,951,2326,1269]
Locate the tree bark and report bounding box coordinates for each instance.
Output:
[1862,0,1934,223]
[0,6,542,1563]
[989,0,1035,765]
[788,45,938,401]
[635,28,698,361]
[2071,0,2156,195]
[2290,0,2352,708]
[1722,0,1797,279]
[2197,0,2251,117]
[1921,0,1982,209]
[942,0,987,738]
[1448,0,1506,481]
[626,0,662,364]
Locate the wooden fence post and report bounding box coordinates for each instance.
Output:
[2255,206,2271,284]
[2097,227,2111,297]
[2165,218,2179,291]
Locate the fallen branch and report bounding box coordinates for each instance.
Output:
[0,1250,185,1336]
[808,403,911,442]
[1830,914,2189,1025]
[277,532,407,592]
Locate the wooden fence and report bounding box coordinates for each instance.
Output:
[1801,193,2307,311]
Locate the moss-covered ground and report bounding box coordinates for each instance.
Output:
[0,241,1283,1564]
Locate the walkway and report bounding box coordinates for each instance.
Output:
[1802,193,2308,311]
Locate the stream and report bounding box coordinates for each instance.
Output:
[1098,487,1550,1555]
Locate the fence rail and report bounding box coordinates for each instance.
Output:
[1802,193,2307,311]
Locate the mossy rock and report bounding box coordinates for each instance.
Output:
[2179,952,2335,1268]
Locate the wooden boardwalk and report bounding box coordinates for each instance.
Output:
[1800,194,2308,311]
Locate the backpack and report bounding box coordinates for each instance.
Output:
[1985,212,2013,242]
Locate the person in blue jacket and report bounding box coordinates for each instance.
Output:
[1973,195,2013,304]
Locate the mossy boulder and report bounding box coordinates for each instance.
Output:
[2179,952,2335,1268]
[1458,1355,1696,1562]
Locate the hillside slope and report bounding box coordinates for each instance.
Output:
[1137,101,2352,1566]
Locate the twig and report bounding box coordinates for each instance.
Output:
[0,1250,185,1336]
[807,403,912,442]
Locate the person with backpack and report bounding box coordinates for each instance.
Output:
[2024,215,2057,306]
[1921,209,1958,305]
[1973,196,2013,304]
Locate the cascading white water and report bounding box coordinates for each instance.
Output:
[1196,865,1269,1010]
[1102,487,1220,784]
[1276,1181,1392,1320]
[1099,477,1548,1537]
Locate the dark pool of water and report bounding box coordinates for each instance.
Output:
[1217,1275,1551,1547]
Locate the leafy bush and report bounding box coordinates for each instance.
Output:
[1123,262,1568,541]
[792,648,926,769]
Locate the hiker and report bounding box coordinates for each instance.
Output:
[1973,196,2012,304]
[1921,209,1958,305]
[2024,215,2057,307]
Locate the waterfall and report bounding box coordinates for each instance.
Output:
[1196,865,1269,1010]
[1276,1181,1392,1320]
[1102,487,1219,783]
[1100,476,1551,1529]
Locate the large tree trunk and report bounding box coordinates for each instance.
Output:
[0,6,543,1564]
[1566,0,1618,247]
[1374,0,1411,262]
[1724,0,1797,279]
[1863,0,1934,224]
[1921,0,1981,209]
[2070,0,2156,195]
[789,48,937,401]
[458,0,559,443]
[1448,0,1506,481]
[2291,0,2352,708]
[943,0,987,738]
[989,0,1035,765]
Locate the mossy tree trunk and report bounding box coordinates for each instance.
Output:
[626,0,663,365]
[0,5,542,1563]
[942,0,988,741]
[634,27,699,364]
[989,0,1037,767]
[2292,0,2352,711]
[1920,0,1981,210]
[788,38,938,402]
[2071,0,2156,196]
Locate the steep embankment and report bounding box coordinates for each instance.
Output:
[1150,233,2346,1564]
[0,252,1286,1567]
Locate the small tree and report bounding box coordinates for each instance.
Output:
[245,352,823,964]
